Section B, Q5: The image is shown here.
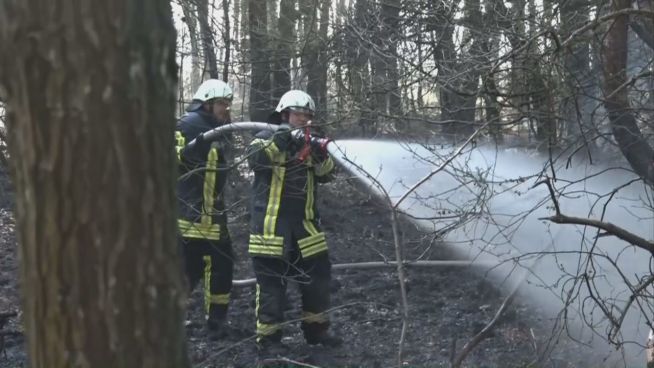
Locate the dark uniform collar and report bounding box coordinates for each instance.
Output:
[186,105,229,128]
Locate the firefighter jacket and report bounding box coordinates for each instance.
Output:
[247,129,335,259]
[175,109,231,240]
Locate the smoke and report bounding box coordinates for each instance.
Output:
[330,139,654,366]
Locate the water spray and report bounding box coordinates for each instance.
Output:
[182,122,501,284]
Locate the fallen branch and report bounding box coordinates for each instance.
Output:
[232,260,499,287]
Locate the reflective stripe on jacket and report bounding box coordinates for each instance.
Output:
[246,129,334,258]
[176,110,230,240]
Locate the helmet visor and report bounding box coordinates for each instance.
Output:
[287,106,314,116]
[210,97,233,104]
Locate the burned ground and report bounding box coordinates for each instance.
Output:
[0,163,607,367]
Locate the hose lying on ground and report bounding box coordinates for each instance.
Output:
[232,260,499,287]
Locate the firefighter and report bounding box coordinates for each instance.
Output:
[247,90,342,352]
[176,79,234,340]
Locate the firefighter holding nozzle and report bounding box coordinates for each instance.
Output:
[246,90,341,353]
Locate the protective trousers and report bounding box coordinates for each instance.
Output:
[252,251,331,343]
[181,236,234,322]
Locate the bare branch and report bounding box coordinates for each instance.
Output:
[451,255,543,368]
[393,123,489,210]
[537,176,654,253]
[559,9,654,49]
[544,213,654,254]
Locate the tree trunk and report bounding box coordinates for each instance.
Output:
[233,0,240,42]
[316,0,330,120]
[560,0,594,148]
[434,0,479,142]
[223,0,231,81]
[630,0,654,50]
[498,0,528,134]
[370,1,387,125]
[601,0,654,184]
[199,0,220,79]
[267,0,279,31]
[0,1,188,367]
[302,0,329,121]
[181,0,203,93]
[248,0,271,121]
[529,60,557,147]
[272,0,295,104]
[476,0,502,142]
[347,0,374,135]
[381,0,403,123]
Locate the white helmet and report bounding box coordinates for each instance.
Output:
[192,79,233,102]
[275,90,315,114]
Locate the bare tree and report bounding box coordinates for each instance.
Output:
[181,0,203,92]
[344,0,375,135]
[223,0,232,81]
[0,1,188,367]
[199,0,220,79]
[560,0,595,148]
[601,0,654,184]
[382,0,402,121]
[248,0,271,121]
[271,0,296,103]
[301,0,330,121]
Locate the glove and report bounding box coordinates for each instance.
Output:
[273,123,293,151]
[309,136,331,160]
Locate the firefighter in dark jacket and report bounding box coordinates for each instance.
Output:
[247,90,342,350]
[176,79,234,339]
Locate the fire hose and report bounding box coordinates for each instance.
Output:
[189,121,331,155]
[183,122,500,287]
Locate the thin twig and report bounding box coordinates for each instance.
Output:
[558,9,654,49]
[390,208,409,368]
[533,179,560,215]
[393,123,489,210]
[259,357,322,368]
[450,262,535,368]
